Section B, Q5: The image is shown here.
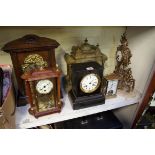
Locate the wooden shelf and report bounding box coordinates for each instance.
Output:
[16,88,142,129]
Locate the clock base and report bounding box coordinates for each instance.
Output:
[28,104,62,118]
[69,90,105,110]
[106,94,117,99]
[17,92,29,107]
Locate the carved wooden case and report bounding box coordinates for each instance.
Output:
[21,68,61,118]
[2,34,60,106]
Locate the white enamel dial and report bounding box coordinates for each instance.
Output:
[107,80,118,95]
[116,51,123,62]
[36,80,53,94]
[80,73,101,93]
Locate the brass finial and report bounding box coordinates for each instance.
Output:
[84,38,88,43]
[96,43,99,47]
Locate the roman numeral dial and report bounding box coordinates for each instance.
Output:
[80,73,101,93]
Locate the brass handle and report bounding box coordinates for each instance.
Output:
[97,116,103,120]
[81,120,88,125]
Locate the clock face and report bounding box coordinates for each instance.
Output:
[80,73,101,93]
[36,80,53,94]
[116,51,123,62]
[107,80,118,95]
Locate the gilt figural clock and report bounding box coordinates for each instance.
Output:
[114,31,135,92]
[2,34,60,106]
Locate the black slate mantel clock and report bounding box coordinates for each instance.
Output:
[69,61,105,110]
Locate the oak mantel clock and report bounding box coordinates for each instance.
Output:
[69,61,105,110]
[21,68,62,118]
[2,34,60,106]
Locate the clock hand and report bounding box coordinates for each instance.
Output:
[39,84,48,91]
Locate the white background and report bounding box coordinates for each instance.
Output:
[0,0,155,155]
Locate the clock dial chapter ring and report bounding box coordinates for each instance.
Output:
[80,73,101,93]
[116,50,123,62]
[36,80,53,94]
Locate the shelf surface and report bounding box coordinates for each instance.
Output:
[16,89,142,129]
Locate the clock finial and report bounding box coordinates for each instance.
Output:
[96,43,99,47]
[84,38,88,43]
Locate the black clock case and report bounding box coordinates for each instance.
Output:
[69,61,105,110]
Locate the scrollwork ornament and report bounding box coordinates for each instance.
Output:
[114,29,135,92]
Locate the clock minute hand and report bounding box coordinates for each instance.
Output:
[40,84,47,91]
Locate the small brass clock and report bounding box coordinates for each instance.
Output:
[105,73,119,98]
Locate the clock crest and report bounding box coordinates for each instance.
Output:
[22,54,48,72]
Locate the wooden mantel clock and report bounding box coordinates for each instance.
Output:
[21,68,62,118]
[2,34,60,106]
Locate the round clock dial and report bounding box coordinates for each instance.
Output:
[107,80,118,95]
[36,80,53,94]
[80,73,101,93]
[116,51,123,62]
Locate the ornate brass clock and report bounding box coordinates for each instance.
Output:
[21,68,61,118]
[2,34,59,106]
[105,73,119,98]
[69,61,105,110]
[114,31,135,92]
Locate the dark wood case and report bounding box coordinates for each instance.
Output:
[2,34,59,106]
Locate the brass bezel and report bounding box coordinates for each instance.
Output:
[106,79,119,96]
[116,50,123,63]
[80,73,101,93]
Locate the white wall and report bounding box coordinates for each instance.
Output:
[127,27,155,94]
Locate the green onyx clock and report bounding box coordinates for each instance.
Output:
[69,61,105,110]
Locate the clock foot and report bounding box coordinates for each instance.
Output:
[17,92,29,107]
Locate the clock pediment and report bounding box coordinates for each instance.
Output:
[2,34,60,52]
[70,38,106,60]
